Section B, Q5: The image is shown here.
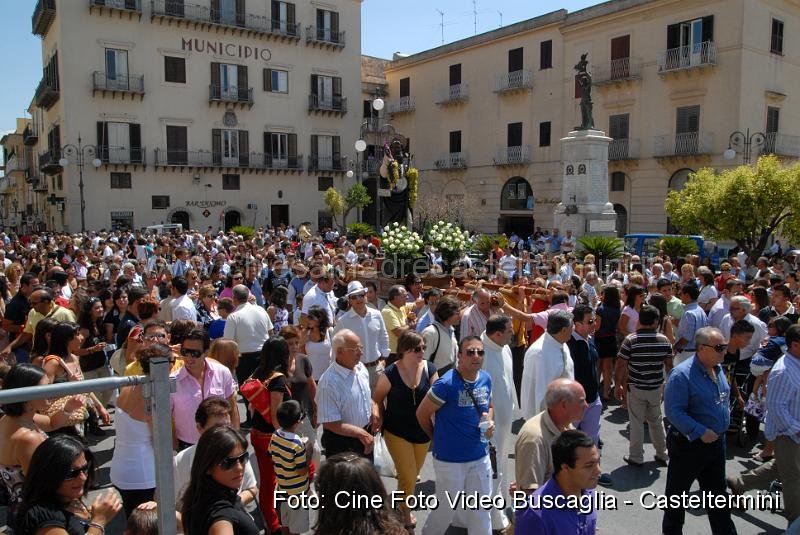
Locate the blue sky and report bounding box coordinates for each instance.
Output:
[0,0,600,134]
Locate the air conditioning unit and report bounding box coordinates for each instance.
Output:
[56,202,65,212]
[246,203,258,210]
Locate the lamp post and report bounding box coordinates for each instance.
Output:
[723,128,766,165]
[59,135,102,233]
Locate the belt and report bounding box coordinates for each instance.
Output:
[364,358,385,368]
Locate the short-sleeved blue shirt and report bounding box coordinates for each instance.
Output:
[428,369,492,463]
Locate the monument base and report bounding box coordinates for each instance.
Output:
[554,203,618,237]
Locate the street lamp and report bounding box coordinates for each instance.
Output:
[723,128,766,165]
[58,134,101,233]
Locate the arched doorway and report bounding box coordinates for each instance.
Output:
[499,176,534,236]
[667,168,694,233]
[224,210,241,230]
[613,204,628,237]
[170,210,190,231]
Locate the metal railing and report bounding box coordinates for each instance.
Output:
[308,94,347,113]
[93,72,145,93]
[593,57,642,83]
[89,0,142,12]
[654,132,713,157]
[39,150,63,174]
[305,25,345,45]
[363,158,380,175]
[308,155,345,171]
[495,70,533,93]
[0,359,176,534]
[32,0,56,36]
[97,145,146,165]
[247,152,304,170]
[658,41,716,73]
[23,124,39,145]
[34,76,60,109]
[209,85,253,104]
[154,148,212,167]
[435,152,468,169]
[493,145,531,166]
[246,15,301,37]
[387,96,415,114]
[608,138,640,160]
[761,133,800,158]
[436,84,469,104]
[5,155,29,174]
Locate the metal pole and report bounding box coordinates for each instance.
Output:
[78,137,86,233]
[0,375,146,404]
[742,128,752,165]
[146,357,178,535]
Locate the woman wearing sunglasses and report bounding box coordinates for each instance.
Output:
[182,425,258,535]
[15,435,122,535]
[371,330,439,530]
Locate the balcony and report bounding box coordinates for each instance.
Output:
[92,72,145,99]
[305,26,345,48]
[308,95,347,115]
[248,153,304,173]
[657,42,716,74]
[32,0,56,36]
[34,77,60,110]
[761,133,800,159]
[209,85,253,108]
[387,96,415,115]
[608,138,640,161]
[494,70,533,94]
[23,125,39,146]
[33,179,49,193]
[5,155,29,177]
[593,58,642,85]
[654,132,713,159]
[308,155,345,173]
[97,145,147,168]
[246,16,301,41]
[436,84,469,106]
[154,148,212,168]
[151,0,292,39]
[435,152,468,170]
[39,150,63,175]
[493,146,531,166]
[89,0,142,19]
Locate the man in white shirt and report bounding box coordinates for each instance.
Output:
[560,229,576,254]
[708,278,742,329]
[334,281,390,388]
[170,276,197,321]
[719,296,767,363]
[521,310,575,418]
[301,269,338,326]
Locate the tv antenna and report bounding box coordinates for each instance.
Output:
[435,9,445,45]
[498,11,503,28]
[472,0,477,35]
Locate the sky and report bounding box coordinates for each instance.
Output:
[0,0,601,134]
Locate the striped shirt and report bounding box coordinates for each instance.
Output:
[618,329,673,390]
[268,429,309,494]
[315,360,372,428]
[765,353,800,444]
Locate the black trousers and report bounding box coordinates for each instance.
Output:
[116,487,155,519]
[662,428,737,535]
[236,351,261,423]
[321,427,374,461]
[511,344,526,402]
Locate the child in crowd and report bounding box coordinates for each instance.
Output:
[268,400,312,535]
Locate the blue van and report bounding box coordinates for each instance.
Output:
[623,234,709,260]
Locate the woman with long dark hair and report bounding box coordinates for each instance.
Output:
[29,317,59,367]
[314,453,406,535]
[77,297,110,403]
[246,336,291,535]
[181,425,257,535]
[15,435,122,535]
[303,306,332,380]
[647,293,676,345]
[103,288,128,343]
[266,286,290,333]
[618,285,645,338]
[595,285,622,401]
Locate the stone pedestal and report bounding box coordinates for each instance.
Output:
[553,129,618,237]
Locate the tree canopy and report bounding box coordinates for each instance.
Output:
[664,155,800,259]
[323,184,372,230]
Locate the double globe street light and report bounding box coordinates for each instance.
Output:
[345,97,385,224]
[58,135,102,233]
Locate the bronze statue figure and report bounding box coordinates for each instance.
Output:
[574,53,594,130]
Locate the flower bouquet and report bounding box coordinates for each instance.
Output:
[427,221,468,271]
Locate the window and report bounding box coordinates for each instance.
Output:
[318,211,333,230]
[110,211,133,231]
[152,195,170,209]
[310,135,341,170]
[212,0,241,25]
[164,56,186,83]
[610,171,626,192]
[501,177,532,211]
[310,74,343,109]
[264,68,288,93]
[318,177,333,191]
[211,63,248,100]
[766,106,780,134]
[508,47,523,72]
[97,122,142,164]
[676,105,700,134]
[771,18,784,54]
[110,172,131,189]
[57,175,63,190]
[166,125,188,165]
[212,129,249,167]
[539,122,551,147]
[399,77,410,98]
[666,16,714,49]
[315,8,340,42]
[104,48,129,90]
[540,40,552,69]
[271,1,297,36]
[265,132,298,167]
[449,131,461,154]
[449,64,461,86]
[609,114,629,140]
[507,123,522,147]
[222,174,240,190]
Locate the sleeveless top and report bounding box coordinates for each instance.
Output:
[110,407,156,490]
[1,426,47,518]
[383,361,437,444]
[306,329,332,381]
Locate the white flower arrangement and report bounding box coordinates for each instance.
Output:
[427,221,467,262]
[381,224,423,259]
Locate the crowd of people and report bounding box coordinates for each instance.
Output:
[0,225,796,535]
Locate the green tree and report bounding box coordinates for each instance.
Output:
[322,184,372,230]
[665,155,800,259]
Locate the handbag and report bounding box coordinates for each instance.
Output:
[240,372,288,424]
[373,432,397,478]
[454,370,498,479]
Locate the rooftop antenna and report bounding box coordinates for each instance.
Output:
[472,0,477,35]
[436,9,445,45]
[498,11,503,28]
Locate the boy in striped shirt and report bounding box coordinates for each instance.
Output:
[269,400,311,535]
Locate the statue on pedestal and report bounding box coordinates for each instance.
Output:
[574,53,594,131]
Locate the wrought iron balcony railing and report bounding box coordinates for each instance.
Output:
[654,132,713,158]
[493,146,531,166]
[436,84,469,105]
[657,42,716,73]
[495,70,533,93]
[592,57,642,84]
[435,152,468,169]
[608,138,640,160]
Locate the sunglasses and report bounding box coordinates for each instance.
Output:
[180,347,204,359]
[701,343,728,353]
[411,345,427,353]
[65,463,90,480]
[464,348,486,356]
[143,333,168,341]
[218,451,249,471]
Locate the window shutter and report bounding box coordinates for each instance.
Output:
[766,107,780,134]
[540,40,552,69]
[310,135,318,159]
[609,115,629,139]
[332,136,341,169]
[507,123,522,147]
[288,133,297,167]
[286,3,295,32]
[212,129,222,165]
[331,11,339,39]
[666,23,680,49]
[399,77,410,98]
[124,0,136,9]
[676,106,700,134]
[263,68,272,91]
[333,76,342,97]
[701,16,714,42]
[264,132,272,157]
[235,0,245,25]
[237,65,248,98]
[129,123,141,163]
[310,74,318,95]
[610,35,630,60]
[271,1,279,20]
[449,64,461,85]
[238,131,249,166]
[96,122,109,162]
[211,62,220,93]
[316,9,324,29]
[508,47,523,72]
[210,0,220,22]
